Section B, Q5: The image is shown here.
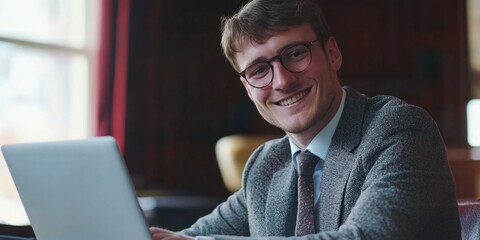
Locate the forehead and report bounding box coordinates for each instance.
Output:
[235,23,317,71]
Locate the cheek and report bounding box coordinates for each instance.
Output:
[248,90,272,116]
[243,84,262,101]
[241,79,255,100]
[315,68,338,89]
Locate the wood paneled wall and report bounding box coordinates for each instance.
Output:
[320,0,468,147]
[121,0,468,196]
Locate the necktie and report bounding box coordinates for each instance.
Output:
[295,150,320,236]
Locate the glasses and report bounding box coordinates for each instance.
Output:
[239,39,319,88]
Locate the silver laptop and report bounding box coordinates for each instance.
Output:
[1,136,152,240]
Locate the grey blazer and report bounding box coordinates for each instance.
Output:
[182,87,461,239]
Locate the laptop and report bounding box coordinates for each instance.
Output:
[1,136,152,240]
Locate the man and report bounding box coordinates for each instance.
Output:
[150,0,461,239]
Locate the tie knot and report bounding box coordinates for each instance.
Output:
[296,150,319,175]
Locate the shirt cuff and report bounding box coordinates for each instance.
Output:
[195,236,214,240]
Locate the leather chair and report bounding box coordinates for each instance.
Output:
[215,134,281,192]
[457,198,480,240]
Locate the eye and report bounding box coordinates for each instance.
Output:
[283,45,309,63]
[246,63,271,79]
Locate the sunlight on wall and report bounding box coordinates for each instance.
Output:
[468,100,480,147]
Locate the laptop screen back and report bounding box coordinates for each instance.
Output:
[1,136,152,240]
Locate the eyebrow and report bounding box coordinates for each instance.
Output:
[242,56,269,71]
[242,40,310,71]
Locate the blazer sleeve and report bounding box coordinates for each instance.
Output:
[180,189,250,236]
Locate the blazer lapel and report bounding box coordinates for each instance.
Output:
[319,87,365,231]
[264,139,297,236]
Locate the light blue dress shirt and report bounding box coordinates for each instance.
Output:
[289,89,346,231]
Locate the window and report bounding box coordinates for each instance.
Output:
[0,0,99,225]
[467,0,480,147]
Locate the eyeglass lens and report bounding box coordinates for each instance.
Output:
[243,43,313,88]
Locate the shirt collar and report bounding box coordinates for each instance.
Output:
[289,88,346,159]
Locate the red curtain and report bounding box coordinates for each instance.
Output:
[96,0,131,152]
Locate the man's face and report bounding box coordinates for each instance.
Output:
[235,23,343,145]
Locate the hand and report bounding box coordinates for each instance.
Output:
[149,227,195,240]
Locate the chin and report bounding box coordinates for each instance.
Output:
[280,123,310,134]
[267,114,314,133]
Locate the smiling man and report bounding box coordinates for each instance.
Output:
[150,0,461,239]
[235,22,343,149]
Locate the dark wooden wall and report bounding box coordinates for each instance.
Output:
[121,0,469,197]
[321,0,468,147]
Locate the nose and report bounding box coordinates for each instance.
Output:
[271,61,296,90]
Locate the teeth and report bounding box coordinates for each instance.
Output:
[279,91,306,106]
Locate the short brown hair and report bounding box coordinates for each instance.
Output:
[220,0,330,71]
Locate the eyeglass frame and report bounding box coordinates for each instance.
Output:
[239,39,320,88]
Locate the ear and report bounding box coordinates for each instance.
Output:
[325,37,342,71]
[240,77,254,100]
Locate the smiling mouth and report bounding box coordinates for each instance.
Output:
[278,89,309,106]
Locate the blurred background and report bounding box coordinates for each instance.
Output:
[0,0,479,232]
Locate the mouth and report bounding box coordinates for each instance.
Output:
[277,88,310,106]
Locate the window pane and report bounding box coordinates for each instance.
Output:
[0,0,87,48]
[0,42,91,225]
[0,42,90,142]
